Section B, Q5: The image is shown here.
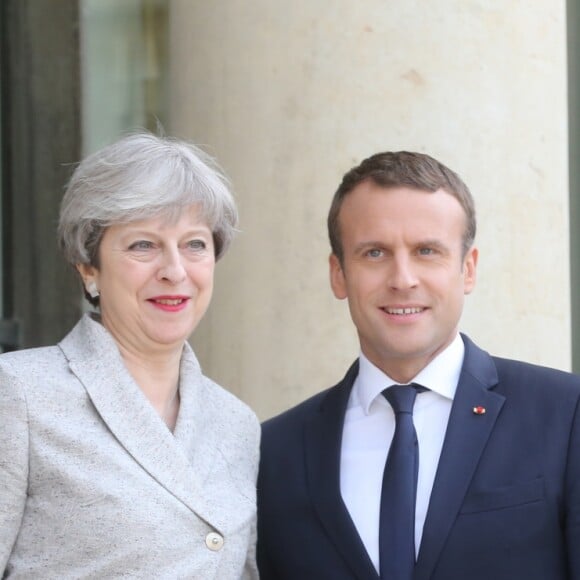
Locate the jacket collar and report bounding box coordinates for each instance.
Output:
[414,334,504,579]
[304,335,504,580]
[58,313,235,533]
[304,361,381,579]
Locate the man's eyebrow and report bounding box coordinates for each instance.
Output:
[416,238,448,250]
[352,240,388,253]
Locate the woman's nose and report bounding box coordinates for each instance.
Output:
[157,249,187,283]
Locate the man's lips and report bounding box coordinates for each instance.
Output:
[381,306,425,315]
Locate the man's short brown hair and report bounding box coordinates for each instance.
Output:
[327,151,476,264]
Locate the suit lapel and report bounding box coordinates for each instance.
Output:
[304,361,380,580]
[415,335,505,580]
[58,314,220,529]
[172,343,220,490]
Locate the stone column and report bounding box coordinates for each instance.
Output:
[169,0,569,418]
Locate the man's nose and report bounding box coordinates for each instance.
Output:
[388,255,419,290]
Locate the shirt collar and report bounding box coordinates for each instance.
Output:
[354,333,465,415]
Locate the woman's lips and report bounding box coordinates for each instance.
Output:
[148,296,190,311]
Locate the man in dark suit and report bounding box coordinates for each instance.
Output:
[257,151,580,580]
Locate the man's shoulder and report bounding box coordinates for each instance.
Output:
[491,354,580,393]
[262,386,333,432]
[261,360,359,437]
[463,333,580,385]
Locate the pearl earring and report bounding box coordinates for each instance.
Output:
[86,281,100,298]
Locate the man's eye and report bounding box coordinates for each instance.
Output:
[129,240,154,250]
[418,247,434,255]
[367,249,383,258]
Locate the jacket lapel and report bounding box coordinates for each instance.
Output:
[58,314,220,529]
[414,335,505,580]
[304,361,380,580]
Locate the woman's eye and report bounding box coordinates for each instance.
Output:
[187,239,207,251]
[129,240,154,250]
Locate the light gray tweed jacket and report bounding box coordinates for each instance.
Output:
[0,314,260,579]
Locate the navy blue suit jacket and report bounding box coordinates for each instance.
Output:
[257,335,580,579]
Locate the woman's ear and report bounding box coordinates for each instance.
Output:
[76,263,100,298]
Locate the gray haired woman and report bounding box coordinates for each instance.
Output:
[0,133,259,579]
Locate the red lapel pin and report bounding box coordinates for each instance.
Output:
[472,406,486,415]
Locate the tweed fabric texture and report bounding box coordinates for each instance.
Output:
[0,314,260,579]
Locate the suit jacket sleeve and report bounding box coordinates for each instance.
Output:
[243,424,261,580]
[568,395,580,578]
[0,368,29,570]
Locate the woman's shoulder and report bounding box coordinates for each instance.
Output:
[0,346,70,416]
[0,344,66,377]
[180,342,259,432]
[197,375,260,478]
[200,374,259,430]
[0,315,91,379]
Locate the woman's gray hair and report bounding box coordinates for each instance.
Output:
[58,132,238,267]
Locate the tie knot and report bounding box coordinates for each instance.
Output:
[383,383,425,414]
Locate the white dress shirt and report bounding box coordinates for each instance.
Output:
[339,333,464,573]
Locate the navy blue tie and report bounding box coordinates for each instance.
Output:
[379,384,425,580]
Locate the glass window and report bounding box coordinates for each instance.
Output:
[80,0,169,154]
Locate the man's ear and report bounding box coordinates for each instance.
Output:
[463,246,478,295]
[329,253,347,300]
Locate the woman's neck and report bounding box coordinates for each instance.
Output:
[118,345,182,430]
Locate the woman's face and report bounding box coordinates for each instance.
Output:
[77,205,215,357]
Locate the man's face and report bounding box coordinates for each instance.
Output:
[329,181,477,383]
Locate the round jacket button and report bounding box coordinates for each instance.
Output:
[205,532,224,551]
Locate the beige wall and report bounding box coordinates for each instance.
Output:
[169,0,570,419]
